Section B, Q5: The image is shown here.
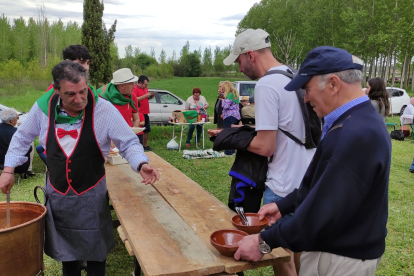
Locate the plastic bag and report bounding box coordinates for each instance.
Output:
[167,136,179,150]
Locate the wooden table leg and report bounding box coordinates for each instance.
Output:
[133,257,141,276]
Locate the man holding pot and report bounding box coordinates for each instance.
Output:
[0,61,159,276]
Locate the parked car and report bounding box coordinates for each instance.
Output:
[148,89,186,124]
[386,87,411,115]
[388,77,401,83]
[0,103,27,126]
[232,81,257,101]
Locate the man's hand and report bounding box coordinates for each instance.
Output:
[0,171,15,194]
[234,234,264,261]
[258,203,282,227]
[147,92,155,99]
[140,164,159,185]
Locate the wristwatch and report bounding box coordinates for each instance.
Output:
[138,161,149,172]
[258,237,271,254]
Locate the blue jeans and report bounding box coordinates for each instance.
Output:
[263,186,293,224]
[36,145,47,167]
[223,116,239,155]
[410,157,414,172]
[186,124,202,144]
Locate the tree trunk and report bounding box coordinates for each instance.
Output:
[364,57,368,86]
[385,53,391,85]
[378,54,383,78]
[373,56,378,77]
[368,56,374,80]
[381,54,387,79]
[391,53,397,87]
[411,60,414,91]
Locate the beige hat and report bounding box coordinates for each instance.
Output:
[111,68,138,85]
[240,96,249,101]
[223,29,271,66]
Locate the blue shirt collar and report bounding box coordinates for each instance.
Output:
[322,95,369,139]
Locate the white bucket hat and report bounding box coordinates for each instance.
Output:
[111,68,138,85]
[223,29,271,66]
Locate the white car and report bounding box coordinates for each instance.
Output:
[0,103,27,125]
[148,89,186,124]
[386,87,411,115]
[232,81,257,101]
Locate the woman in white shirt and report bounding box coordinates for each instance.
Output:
[185,87,209,147]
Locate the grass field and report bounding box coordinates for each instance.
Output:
[0,77,413,275]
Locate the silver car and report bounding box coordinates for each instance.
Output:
[148,89,186,124]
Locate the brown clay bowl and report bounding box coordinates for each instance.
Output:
[231,213,268,235]
[210,229,248,257]
[207,128,223,137]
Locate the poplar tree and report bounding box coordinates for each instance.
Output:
[81,0,116,87]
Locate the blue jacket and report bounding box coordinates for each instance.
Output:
[0,123,31,173]
[260,101,391,260]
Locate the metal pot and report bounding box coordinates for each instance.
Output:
[0,186,48,276]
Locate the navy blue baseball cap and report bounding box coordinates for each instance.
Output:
[284,46,364,91]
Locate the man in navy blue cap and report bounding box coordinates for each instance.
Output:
[234,46,391,276]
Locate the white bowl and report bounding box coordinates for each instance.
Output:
[131,127,146,134]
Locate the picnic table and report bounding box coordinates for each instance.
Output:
[168,121,210,151]
[105,152,290,276]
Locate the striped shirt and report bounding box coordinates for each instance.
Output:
[5,98,148,172]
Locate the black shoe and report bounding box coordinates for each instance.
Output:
[26,171,35,177]
[144,146,153,151]
[409,169,414,173]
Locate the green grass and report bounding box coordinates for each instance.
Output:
[1,78,413,275]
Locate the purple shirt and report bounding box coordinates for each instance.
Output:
[222,99,241,120]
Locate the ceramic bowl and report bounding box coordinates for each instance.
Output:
[231,213,268,235]
[210,229,248,257]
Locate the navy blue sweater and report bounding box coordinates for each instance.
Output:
[260,101,391,260]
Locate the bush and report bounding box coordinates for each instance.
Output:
[144,64,160,79]
[0,59,24,80]
[159,63,174,79]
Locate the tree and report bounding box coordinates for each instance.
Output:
[159,48,166,64]
[82,0,116,87]
[0,14,12,62]
[202,46,213,74]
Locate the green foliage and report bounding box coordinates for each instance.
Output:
[81,0,116,87]
[144,64,160,78]
[136,53,158,70]
[159,63,174,78]
[0,59,24,79]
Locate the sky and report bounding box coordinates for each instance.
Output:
[1,0,259,59]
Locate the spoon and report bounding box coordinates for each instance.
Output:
[235,206,249,226]
[6,192,10,228]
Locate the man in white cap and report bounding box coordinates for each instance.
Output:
[98,68,141,128]
[224,29,316,276]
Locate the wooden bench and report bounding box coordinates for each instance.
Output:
[105,152,290,276]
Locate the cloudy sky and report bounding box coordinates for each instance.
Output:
[1,0,258,59]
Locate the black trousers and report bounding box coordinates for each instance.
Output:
[62,260,106,276]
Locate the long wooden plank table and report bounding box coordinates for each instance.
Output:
[105,152,289,276]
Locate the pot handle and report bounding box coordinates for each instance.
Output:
[34,186,49,206]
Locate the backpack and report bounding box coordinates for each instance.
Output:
[263,67,322,149]
[390,130,405,141]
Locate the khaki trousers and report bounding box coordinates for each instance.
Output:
[299,252,382,276]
